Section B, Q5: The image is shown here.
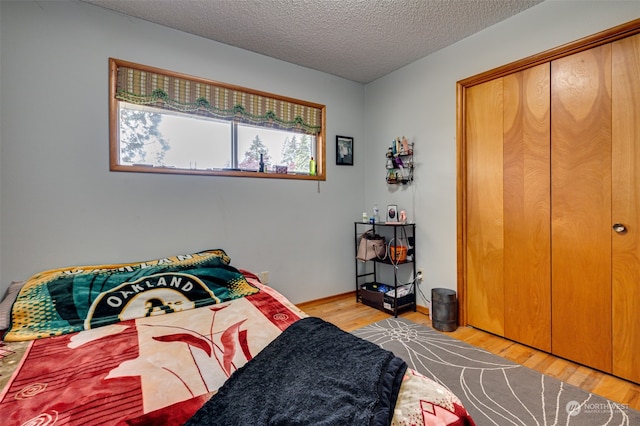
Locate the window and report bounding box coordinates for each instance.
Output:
[109,58,325,180]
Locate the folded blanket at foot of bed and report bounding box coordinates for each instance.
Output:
[185,317,407,426]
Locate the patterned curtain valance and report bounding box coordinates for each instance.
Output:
[115,63,323,135]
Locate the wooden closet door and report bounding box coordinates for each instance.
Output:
[551,44,612,372]
[503,64,551,352]
[612,33,640,384]
[466,79,505,336]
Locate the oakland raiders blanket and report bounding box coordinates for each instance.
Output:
[3,249,259,341]
[186,317,408,426]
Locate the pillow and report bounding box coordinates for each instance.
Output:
[4,249,259,342]
[0,281,26,330]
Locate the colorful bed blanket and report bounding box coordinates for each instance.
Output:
[0,278,475,426]
[0,280,304,425]
[3,249,259,341]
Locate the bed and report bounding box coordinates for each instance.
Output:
[0,249,474,425]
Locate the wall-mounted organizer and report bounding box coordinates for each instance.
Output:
[386,136,414,184]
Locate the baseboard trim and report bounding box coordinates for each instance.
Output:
[297,291,355,308]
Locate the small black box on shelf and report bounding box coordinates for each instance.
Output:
[359,282,386,308]
[359,283,414,312]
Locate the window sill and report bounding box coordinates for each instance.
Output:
[111,164,325,180]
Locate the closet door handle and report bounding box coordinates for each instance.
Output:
[613,223,627,234]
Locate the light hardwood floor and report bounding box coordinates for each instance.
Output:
[297,292,640,412]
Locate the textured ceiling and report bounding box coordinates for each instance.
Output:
[83,0,544,83]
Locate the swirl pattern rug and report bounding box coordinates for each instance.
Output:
[353,317,639,426]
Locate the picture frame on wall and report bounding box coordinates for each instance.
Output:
[336,135,354,165]
[387,204,398,223]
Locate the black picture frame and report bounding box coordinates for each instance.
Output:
[336,135,354,165]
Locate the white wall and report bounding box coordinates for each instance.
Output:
[0,1,365,303]
[364,0,640,306]
[3,0,640,309]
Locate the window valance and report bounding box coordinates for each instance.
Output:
[113,60,323,135]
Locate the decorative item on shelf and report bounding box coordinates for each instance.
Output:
[386,156,394,170]
[389,245,407,262]
[386,204,399,223]
[259,153,265,172]
[386,136,414,185]
[309,156,316,175]
[275,165,288,174]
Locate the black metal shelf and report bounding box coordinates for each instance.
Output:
[354,221,417,317]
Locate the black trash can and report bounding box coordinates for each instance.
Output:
[431,288,457,332]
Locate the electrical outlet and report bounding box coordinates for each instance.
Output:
[416,269,423,281]
[259,271,269,285]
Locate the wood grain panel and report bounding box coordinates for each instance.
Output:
[551,45,612,372]
[503,64,552,352]
[465,80,505,336]
[612,33,640,384]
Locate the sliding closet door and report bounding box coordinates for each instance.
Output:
[551,44,612,372]
[503,64,551,352]
[612,33,640,384]
[466,79,505,336]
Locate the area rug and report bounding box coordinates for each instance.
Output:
[353,317,640,426]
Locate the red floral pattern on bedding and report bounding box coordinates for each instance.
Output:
[0,280,302,425]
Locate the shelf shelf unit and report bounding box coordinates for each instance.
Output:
[354,221,417,317]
